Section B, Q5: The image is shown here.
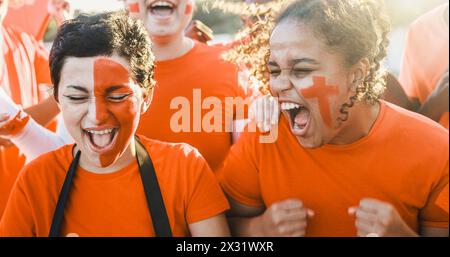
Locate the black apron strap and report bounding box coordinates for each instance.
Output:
[49,150,81,237]
[48,138,172,237]
[135,137,172,237]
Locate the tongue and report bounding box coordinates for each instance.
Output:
[294,108,310,127]
[92,133,112,148]
[151,7,173,17]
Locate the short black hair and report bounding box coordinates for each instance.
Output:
[50,11,155,101]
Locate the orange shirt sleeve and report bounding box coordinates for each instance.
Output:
[217,127,264,207]
[420,161,449,229]
[184,146,230,224]
[0,172,36,237]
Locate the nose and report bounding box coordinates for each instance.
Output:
[270,70,294,95]
[87,97,110,125]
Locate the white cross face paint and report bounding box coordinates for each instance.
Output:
[58,55,144,168]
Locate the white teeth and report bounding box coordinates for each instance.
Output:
[281,102,301,111]
[86,129,114,135]
[151,1,174,8]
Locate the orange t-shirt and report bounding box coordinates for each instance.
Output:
[0,25,52,218]
[399,4,449,129]
[3,0,52,42]
[0,136,229,237]
[218,101,449,237]
[137,41,249,172]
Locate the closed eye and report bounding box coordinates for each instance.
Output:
[269,69,281,77]
[107,93,132,102]
[292,69,314,78]
[63,95,88,102]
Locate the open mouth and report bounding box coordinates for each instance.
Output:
[147,0,176,17]
[83,127,119,153]
[280,102,311,136]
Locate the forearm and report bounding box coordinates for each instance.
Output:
[228,215,264,237]
[11,118,67,162]
[417,95,448,122]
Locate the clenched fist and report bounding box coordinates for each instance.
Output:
[349,198,418,237]
[256,199,314,237]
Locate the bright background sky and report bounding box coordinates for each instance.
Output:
[67,0,124,12]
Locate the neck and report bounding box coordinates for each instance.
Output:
[329,101,381,145]
[76,139,137,174]
[151,34,194,62]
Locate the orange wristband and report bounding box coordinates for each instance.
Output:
[0,111,30,136]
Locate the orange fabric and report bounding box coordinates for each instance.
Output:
[218,101,449,237]
[0,25,52,218]
[3,0,51,41]
[0,136,229,237]
[399,4,449,129]
[137,41,249,171]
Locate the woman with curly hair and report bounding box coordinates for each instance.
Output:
[218,0,449,237]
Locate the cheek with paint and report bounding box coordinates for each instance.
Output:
[299,76,339,128]
[126,0,140,13]
[185,1,193,15]
[93,58,139,167]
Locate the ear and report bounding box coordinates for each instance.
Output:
[140,87,154,114]
[347,58,370,93]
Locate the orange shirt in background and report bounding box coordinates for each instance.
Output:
[0,25,52,218]
[0,136,229,237]
[3,0,51,41]
[218,101,449,237]
[138,41,249,171]
[399,4,449,129]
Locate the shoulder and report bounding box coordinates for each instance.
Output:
[383,101,448,140]
[380,102,448,165]
[412,4,447,27]
[137,135,206,166]
[16,144,74,190]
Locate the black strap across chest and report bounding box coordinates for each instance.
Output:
[48,137,172,237]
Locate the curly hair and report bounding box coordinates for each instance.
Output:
[277,0,391,121]
[204,0,294,94]
[49,11,155,101]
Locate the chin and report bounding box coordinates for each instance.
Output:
[296,137,321,149]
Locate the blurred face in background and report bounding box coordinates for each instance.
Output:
[126,0,194,43]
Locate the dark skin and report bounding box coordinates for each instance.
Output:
[382,72,415,110]
[417,70,449,122]
[383,70,449,122]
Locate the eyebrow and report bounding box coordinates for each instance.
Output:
[67,85,89,93]
[104,85,129,95]
[268,58,319,67]
[288,58,319,66]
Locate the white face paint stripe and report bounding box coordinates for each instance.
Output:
[85,59,102,167]
[85,58,98,125]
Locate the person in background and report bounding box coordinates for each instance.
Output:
[0,0,60,218]
[398,3,449,129]
[125,0,250,172]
